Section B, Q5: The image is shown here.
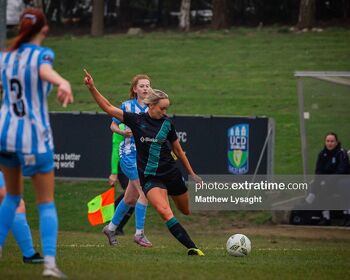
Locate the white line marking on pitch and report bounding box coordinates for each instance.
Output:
[58,244,106,248]
[207,247,302,251]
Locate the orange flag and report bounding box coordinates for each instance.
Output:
[87,187,115,226]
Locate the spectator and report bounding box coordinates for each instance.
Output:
[306,132,350,226]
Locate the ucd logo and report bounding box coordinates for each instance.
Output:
[228,124,249,174]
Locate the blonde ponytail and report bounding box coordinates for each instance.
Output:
[143,89,169,106]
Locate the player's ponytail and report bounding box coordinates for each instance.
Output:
[7,8,47,51]
[129,74,151,99]
[143,88,169,106]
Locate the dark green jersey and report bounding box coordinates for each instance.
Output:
[123,112,178,177]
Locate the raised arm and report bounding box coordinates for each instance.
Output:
[84,69,124,122]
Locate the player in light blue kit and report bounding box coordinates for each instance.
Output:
[103,75,152,247]
[0,8,73,279]
[0,171,43,263]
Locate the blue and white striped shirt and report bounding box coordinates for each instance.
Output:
[0,43,55,154]
[112,98,148,158]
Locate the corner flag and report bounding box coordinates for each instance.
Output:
[87,187,115,226]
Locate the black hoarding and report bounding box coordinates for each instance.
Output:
[50,112,274,180]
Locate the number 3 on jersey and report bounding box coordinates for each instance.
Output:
[10,78,26,117]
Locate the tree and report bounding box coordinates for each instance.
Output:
[119,0,132,28]
[91,0,104,36]
[179,0,191,32]
[211,0,231,30]
[298,0,316,29]
[0,0,6,50]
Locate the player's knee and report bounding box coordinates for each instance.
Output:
[137,193,148,205]
[124,196,137,206]
[155,204,172,220]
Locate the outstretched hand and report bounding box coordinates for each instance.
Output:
[189,174,203,184]
[83,69,94,89]
[57,80,73,108]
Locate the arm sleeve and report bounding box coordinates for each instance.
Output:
[111,124,125,174]
[167,122,178,143]
[38,48,55,67]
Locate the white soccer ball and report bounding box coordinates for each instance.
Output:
[226,234,251,257]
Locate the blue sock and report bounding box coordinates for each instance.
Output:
[135,201,147,231]
[111,199,131,226]
[11,213,36,258]
[38,202,57,257]
[0,194,21,246]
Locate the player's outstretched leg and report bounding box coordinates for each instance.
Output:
[147,187,204,256]
[165,217,204,256]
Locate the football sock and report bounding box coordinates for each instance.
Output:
[135,201,147,234]
[114,193,124,209]
[44,255,56,268]
[166,217,196,249]
[109,199,130,231]
[0,194,21,246]
[11,212,36,258]
[117,207,134,231]
[38,202,57,256]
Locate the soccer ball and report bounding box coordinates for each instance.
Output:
[226,234,251,257]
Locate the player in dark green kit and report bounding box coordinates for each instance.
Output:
[84,70,204,256]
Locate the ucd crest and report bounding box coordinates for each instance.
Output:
[228,124,249,174]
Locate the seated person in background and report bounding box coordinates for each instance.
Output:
[306,132,350,225]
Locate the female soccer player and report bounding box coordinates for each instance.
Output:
[0,8,73,278]
[103,75,152,247]
[84,70,204,256]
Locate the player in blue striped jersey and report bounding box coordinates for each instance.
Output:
[103,75,152,247]
[0,8,73,278]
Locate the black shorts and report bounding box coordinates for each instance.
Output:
[140,168,188,196]
[117,162,129,190]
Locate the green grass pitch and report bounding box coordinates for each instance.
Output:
[0,27,349,279]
